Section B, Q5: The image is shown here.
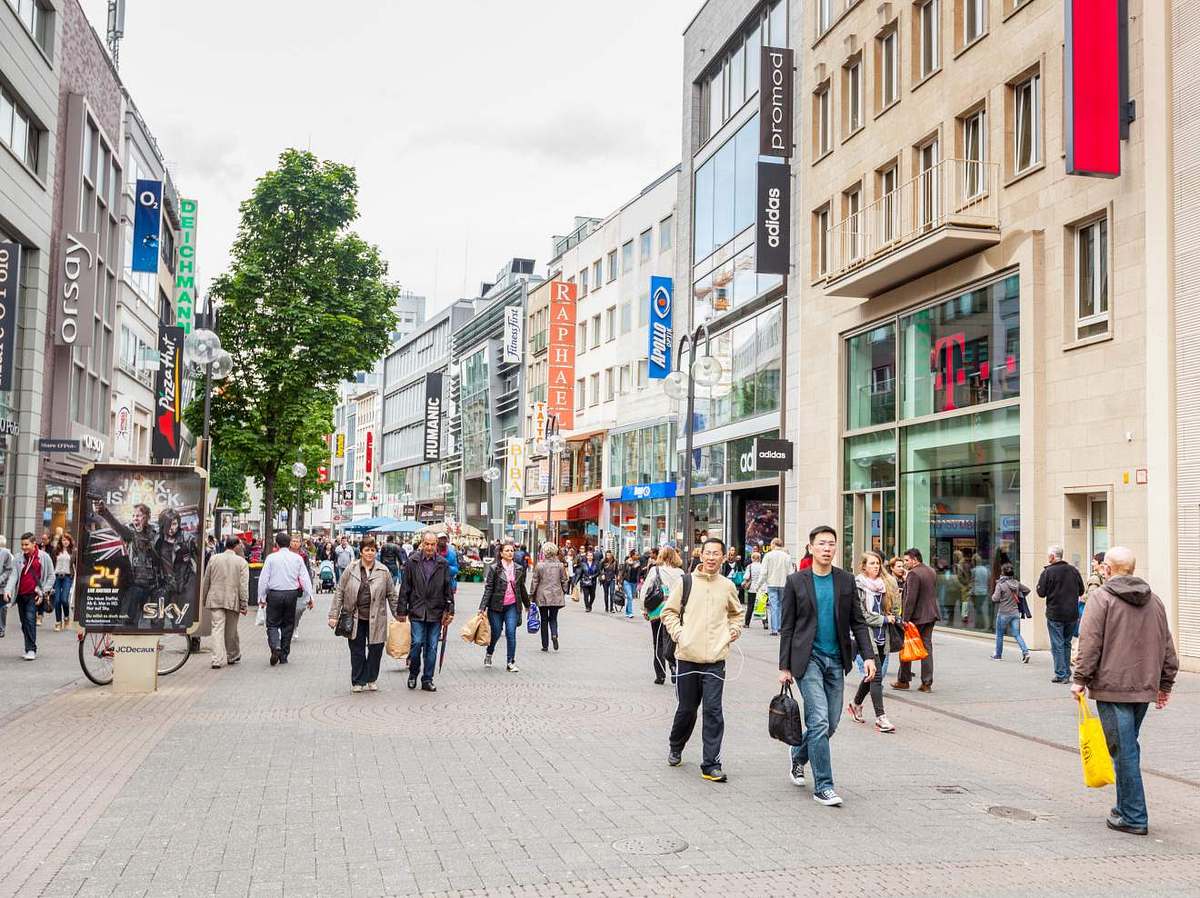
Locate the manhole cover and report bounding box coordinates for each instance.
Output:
[613,836,688,856]
[987,806,1037,821]
[935,785,968,794]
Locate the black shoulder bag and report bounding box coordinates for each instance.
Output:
[642,569,665,614]
[663,574,692,666]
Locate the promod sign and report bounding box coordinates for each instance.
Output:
[647,276,673,379]
[759,47,793,158]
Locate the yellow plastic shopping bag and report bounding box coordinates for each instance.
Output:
[1077,692,1115,788]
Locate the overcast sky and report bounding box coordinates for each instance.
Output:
[82,0,691,314]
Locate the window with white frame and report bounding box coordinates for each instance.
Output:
[814,205,830,276]
[606,306,616,341]
[1075,217,1109,340]
[607,249,618,282]
[879,29,898,110]
[817,0,832,34]
[637,359,648,388]
[593,259,603,288]
[1012,73,1041,174]
[576,378,586,410]
[591,314,601,349]
[621,240,634,274]
[619,364,631,395]
[962,0,985,46]
[918,0,940,79]
[918,137,940,227]
[589,372,600,406]
[604,368,616,402]
[659,215,673,252]
[580,267,589,295]
[879,165,898,243]
[639,229,652,261]
[577,321,587,353]
[961,107,986,198]
[815,82,832,157]
[845,185,863,261]
[845,58,863,134]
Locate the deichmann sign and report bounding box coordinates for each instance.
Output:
[546,280,578,430]
[0,241,20,391]
[422,371,443,462]
[647,276,673,379]
[1065,0,1123,178]
[759,46,794,158]
[152,325,184,461]
[502,305,523,364]
[755,162,790,275]
[132,179,162,273]
[753,437,794,472]
[57,232,98,347]
[175,198,199,334]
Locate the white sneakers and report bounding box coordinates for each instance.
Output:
[506,662,520,673]
[22,651,35,661]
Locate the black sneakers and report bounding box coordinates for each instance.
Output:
[667,750,682,767]
[701,768,727,783]
[789,759,805,787]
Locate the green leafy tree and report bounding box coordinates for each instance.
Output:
[208,453,249,511]
[197,149,397,535]
[273,397,337,532]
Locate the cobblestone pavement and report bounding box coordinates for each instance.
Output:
[1,584,1197,897]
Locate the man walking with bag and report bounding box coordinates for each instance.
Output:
[892,547,938,692]
[257,531,315,666]
[398,532,455,691]
[1072,546,1177,835]
[202,537,249,668]
[662,537,742,783]
[778,525,875,807]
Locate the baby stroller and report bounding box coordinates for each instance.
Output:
[318,560,336,593]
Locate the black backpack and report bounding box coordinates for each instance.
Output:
[663,574,692,666]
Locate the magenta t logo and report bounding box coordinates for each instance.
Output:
[931,332,967,410]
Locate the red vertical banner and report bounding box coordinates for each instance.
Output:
[365,430,374,473]
[1065,0,1121,178]
[546,280,578,430]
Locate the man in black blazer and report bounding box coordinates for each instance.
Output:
[398,532,456,691]
[779,525,875,807]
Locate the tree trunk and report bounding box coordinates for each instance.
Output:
[263,470,276,542]
[285,507,293,532]
[297,501,307,534]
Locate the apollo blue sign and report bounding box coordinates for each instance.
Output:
[131,179,162,273]
[619,481,677,502]
[647,276,673,379]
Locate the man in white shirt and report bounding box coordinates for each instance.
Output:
[257,531,315,666]
[760,538,794,636]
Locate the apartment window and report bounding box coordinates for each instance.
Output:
[844,58,863,135]
[606,306,616,341]
[589,373,600,406]
[621,240,634,273]
[877,29,899,111]
[878,164,898,243]
[620,301,632,335]
[593,259,603,288]
[576,378,586,411]
[619,365,631,395]
[0,85,44,173]
[960,107,986,198]
[639,229,652,261]
[814,82,832,157]
[817,0,832,34]
[1075,217,1109,340]
[604,368,616,402]
[918,137,940,227]
[844,185,863,261]
[961,0,985,47]
[577,321,587,353]
[637,360,648,388]
[814,205,830,277]
[1012,73,1041,175]
[591,314,601,349]
[697,1,781,144]
[6,0,52,54]
[607,249,618,281]
[580,267,589,295]
[659,215,673,252]
[917,0,940,79]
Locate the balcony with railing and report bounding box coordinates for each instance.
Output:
[824,158,1001,298]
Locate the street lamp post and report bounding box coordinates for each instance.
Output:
[183,305,233,471]
[662,324,723,560]
[542,415,565,549]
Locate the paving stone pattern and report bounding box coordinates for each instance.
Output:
[0,584,1196,897]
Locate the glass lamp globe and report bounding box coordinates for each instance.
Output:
[662,370,687,401]
[692,354,724,386]
[546,434,567,455]
[436,481,453,495]
[209,349,234,379]
[291,461,308,479]
[183,328,221,367]
[483,466,501,482]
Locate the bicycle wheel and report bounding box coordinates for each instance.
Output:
[156,633,191,676]
[78,632,115,686]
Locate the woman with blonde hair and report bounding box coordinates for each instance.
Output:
[529,542,569,652]
[640,546,684,684]
[847,551,900,732]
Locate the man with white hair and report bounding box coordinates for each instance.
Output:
[1072,546,1177,835]
[1036,544,1084,683]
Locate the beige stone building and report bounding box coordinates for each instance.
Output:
[778,0,1194,663]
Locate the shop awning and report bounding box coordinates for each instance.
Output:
[518,490,604,522]
[565,427,607,443]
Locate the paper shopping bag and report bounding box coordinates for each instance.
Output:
[386,618,411,659]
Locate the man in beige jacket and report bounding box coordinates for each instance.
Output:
[202,537,249,668]
[662,537,742,783]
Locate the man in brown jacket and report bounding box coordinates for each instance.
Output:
[1072,546,1178,836]
[893,547,939,692]
[202,538,249,668]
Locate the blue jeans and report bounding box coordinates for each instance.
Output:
[54,574,73,622]
[994,613,1028,658]
[487,604,520,664]
[408,619,442,683]
[790,652,844,794]
[1096,701,1150,828]
[767,587,783,633]
[623,581,637,617]
[1046,619,1075,679]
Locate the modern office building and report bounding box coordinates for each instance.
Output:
[449,258,542,540]
[0,0,60,536]
[378,300,474,523]
[520,167,681,555]
[678,0,790,556]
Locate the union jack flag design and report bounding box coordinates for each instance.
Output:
[89,526,127,562]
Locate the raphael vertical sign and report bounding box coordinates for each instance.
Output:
[175,199,199,334]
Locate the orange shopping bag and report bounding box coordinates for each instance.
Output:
[899,621,928,663]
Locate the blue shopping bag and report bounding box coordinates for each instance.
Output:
[527,602,541,634]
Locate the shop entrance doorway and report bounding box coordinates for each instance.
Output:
[731,486,779,556]
[845,490,896,569]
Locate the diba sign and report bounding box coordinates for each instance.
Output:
[58,232,98,347]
